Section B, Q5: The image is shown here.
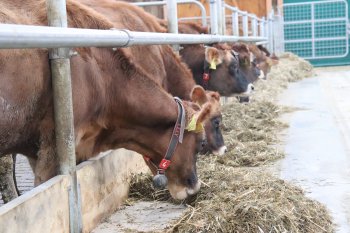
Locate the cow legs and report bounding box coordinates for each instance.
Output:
[0,154,19,203]
[12,154,20,196]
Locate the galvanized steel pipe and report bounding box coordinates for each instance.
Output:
[0,24,267,48]
[46,0,81,232]
[166,0,179,50]
[209,0,218,34]
[216,0,223,34]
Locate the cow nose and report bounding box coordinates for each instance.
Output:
[249,84,255,91]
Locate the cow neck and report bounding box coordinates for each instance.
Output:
[92,95,183,161]
[143,97,185,173]
[162,45,195,100]
[202,60,210,89]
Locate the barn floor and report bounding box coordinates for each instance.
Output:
[276,67,350,233]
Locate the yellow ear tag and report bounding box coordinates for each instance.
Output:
[186,115,204,132]
[209,60,217,70]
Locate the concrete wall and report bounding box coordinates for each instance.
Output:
[0,149,149,233]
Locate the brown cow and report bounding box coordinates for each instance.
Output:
[156,21,254,97]
[231,43,265,83]
[248,44,279,76]
[0,0,218,200]
[79,0,227,156]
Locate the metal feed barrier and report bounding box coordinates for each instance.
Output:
[0,0,273,232]
[134,0,208,27]
[284,0,349,59]
[133,0,274,42]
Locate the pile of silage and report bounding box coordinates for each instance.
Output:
[128,163,334,233]
[253,52,314,102]
[127,53,335,232]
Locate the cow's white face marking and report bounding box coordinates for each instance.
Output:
[168,181,201,200]
[242,83,255,95]
[250,53,255,62]
[213,146,227,156]
[258,70,265,79]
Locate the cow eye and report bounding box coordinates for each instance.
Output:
[201,139,206,148]
[213,117,221,128]
[215,120,220,128]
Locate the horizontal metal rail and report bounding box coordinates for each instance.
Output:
[284,18,348,25]
[284,37,348,43]
[0,24,267,49]
[133,0,207,26]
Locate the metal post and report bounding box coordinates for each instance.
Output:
[242,13,249,36]
[46,0,81,233]
[222,0,226,35]
[166,0,179,51]
[216,0,222,34]
[232,10,239,36]
[209,0,218,34]
[267,10,274,52]
[260,17,265,37]
[251,15,257,37]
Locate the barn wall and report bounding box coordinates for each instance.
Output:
[177,0,283,20]
[0,149,149,233]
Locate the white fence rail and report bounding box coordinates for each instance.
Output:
[0,24,267,49]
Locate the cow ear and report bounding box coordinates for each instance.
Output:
[191,85,208,106]
[207,91,220,102]
[266,57,279,66]
[196,102,212,125]
[186,103,212,132]
[205,47,223,70]
[201,26,209,34]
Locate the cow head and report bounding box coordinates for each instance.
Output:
[202,46,254,96]
[143,87,217,199]
[248,44,278,76]
[190,86,226,156]
[231,43,265,83]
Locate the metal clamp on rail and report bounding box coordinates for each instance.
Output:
[110,28,134,48]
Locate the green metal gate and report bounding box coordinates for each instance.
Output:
[283,0,350,66]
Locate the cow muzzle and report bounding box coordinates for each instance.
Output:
[168,182,201,200]
[213,145,228,156]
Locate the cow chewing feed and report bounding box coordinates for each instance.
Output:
[248,44,279,76]
[79,0,227,156]
[0,0,220,200]
[180,44,254,96]
[231,43,265,83]
[157,20,254,97]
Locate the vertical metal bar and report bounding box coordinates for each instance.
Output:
[46,0,81,233]
[311,3,315,58]
[216,0,223,34]
[268,10,274,53]
[166,0,179,50]
[232,11,239,36]
[242,13,249,36]
[251,15,257,37]
[260,17,265,37]
[222,0,226,35]
[210,0,218,34]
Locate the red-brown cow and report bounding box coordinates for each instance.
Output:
[248,44,279,76]
[231,43,265,83]
[0,0,218,200]
[159,21,255,97]
[79,0,227,156]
